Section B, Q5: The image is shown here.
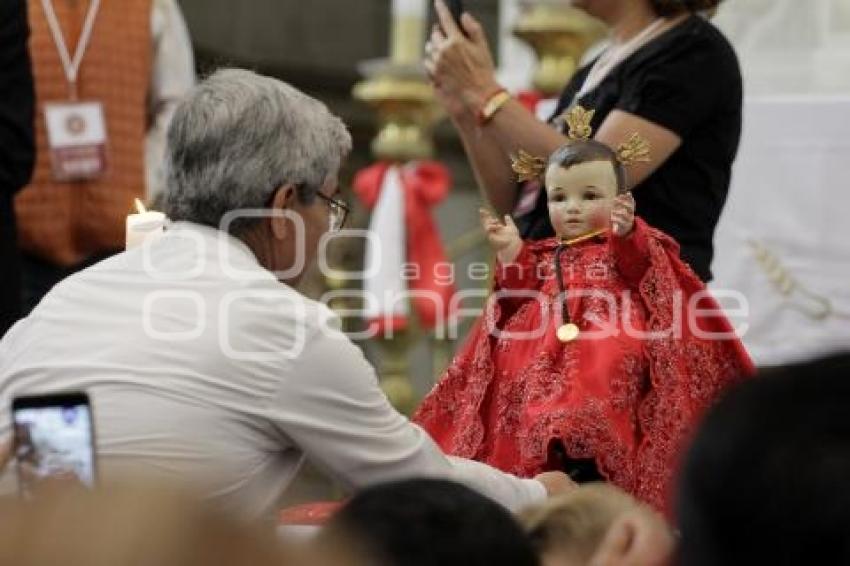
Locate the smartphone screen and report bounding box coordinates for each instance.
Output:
[12,393,96,497]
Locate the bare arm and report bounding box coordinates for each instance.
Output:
[274,323,562,511]
[451,101,681,215]
[449,111,515,214]
[428,1,683,213]
[427,3,565,214]
[595,109,682,187]
[450,100,566,215]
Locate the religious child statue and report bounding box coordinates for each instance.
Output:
[413,107,755,512]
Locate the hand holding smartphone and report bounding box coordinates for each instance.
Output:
[446,0,464,28]
[436,0,468,37]
[12,392,97,498]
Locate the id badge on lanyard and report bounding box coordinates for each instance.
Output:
[40,0,108,182]
[44,100,108,181]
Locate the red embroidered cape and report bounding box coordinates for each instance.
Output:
[413,219,754,511]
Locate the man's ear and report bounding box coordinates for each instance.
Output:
[589,510,674,566]
[269,184,296,240]
[590,515,637,566]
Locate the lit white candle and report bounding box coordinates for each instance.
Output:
[125,198,165,249]
[391,0,427,64]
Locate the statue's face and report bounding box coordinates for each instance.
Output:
[545,160,618,239]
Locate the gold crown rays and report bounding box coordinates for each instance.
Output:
[510,105,651,181]
[565,105,595,140]
[512,150,547,183]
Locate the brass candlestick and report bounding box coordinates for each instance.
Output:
[513,1,607,97]
[354,4,438,161]
[353,63,438,161]
[347,10,441,413]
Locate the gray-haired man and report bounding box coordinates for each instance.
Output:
[0,69,572,518]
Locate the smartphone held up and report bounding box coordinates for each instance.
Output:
[435,0,468,37]
[446,0,464,28]
[11,392,97,498]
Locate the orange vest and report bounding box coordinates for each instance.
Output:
[17,0,152,266]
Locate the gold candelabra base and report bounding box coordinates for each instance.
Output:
[353,60,439,162]
[348,58,443,413]
[513,3,607,97]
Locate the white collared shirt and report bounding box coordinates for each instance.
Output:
[0,223,544,518]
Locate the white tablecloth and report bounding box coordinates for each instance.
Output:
[711,96,850,366]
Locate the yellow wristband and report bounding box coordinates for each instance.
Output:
[477,89,511,125]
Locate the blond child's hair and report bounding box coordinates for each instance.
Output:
[520,483,639,563]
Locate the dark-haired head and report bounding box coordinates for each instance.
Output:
[649,0,724,17]
[547,141,627,195]
[317,479,538,566]
[677,352,850,566]
[571,0,724,23]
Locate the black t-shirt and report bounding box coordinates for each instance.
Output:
[514,15,742,282]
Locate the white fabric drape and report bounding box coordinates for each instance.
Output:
[710,96,850,366]
[363,165,409,324]
[714,0,850,95]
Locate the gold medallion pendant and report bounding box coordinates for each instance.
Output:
[557,323,580,343]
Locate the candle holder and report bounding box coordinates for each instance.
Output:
[353,60,438,162]
[342,6,443,413]
[351,61,438,412]
[125,198,166,249]
[513,0,607,97]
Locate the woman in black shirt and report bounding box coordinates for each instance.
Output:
[426,0,740,281]
[0,0,35,336]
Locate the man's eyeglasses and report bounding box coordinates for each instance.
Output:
[315,191,349,232]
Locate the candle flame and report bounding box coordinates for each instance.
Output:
[134,198,147,214]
